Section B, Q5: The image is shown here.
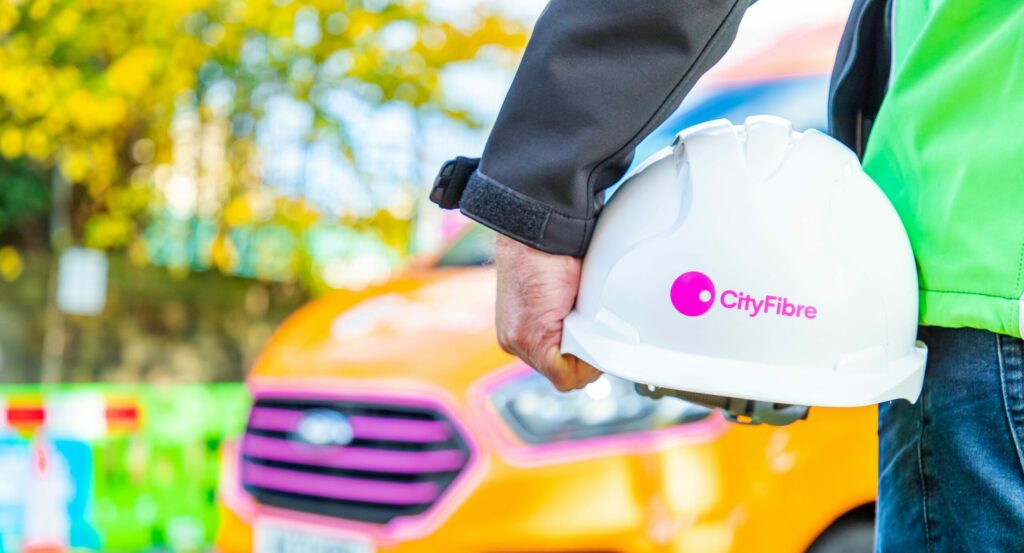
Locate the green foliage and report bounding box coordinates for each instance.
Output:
[0,160,48,238]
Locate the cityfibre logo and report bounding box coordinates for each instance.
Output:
[669,271,818,320]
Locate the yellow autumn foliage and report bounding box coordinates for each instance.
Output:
[0,246,23,282]
[0,0,527,284]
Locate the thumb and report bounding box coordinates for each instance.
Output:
[565,352,602,386]
[542,347,602,391]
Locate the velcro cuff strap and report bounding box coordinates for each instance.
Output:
[459,169,595,257]
[429,156,480,209]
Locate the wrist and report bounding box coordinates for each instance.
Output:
[496,233,562,265]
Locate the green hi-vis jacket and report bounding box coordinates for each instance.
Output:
[863,1,1024,337]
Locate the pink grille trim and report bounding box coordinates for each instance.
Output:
[242,434,466,473]
[242,462,441,505]
[248,407,453,442]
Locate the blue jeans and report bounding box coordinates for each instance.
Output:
[877,326,1024,552]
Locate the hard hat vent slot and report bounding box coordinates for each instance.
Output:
[594,308,640,345]
[742,116,795,181]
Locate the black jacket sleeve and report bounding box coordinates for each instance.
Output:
[430,0,750,257]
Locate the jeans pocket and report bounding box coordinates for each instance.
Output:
[997,334,1024,475]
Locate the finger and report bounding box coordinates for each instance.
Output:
[540,347,599,392]
[566,354,602,386]
[536,347,577,391]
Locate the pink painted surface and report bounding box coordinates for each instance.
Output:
[247,407,302,432]
[349,415,452,442]
[243,462,441,504]
[242,434,466,473]
[703,22,845,85]
[227,378,488,543]
[251,384,450,412]
[249,406,453,442]
[440,212,472,243]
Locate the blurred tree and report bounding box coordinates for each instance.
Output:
[0,0,527,382]
[0,250,308,383]
[0,0,526,284]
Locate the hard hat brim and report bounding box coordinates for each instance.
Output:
[562,311,926,407]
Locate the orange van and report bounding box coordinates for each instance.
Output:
[216,224,877,553]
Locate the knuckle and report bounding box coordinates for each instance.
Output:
[508,323,530,346]
[496,331,513,355]
[497,324,526,354]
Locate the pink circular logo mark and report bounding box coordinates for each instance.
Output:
[670,271,716,317]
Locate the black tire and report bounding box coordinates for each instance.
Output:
[806,518,875,553]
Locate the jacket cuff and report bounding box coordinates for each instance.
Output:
[459,170,594,257]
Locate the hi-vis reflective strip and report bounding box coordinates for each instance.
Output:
[4,396,141,434]
[6,402,45,429]
[105,406,140,423]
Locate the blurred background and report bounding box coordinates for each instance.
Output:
[0,1,870,552]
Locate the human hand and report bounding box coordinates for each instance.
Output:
[494,234,602,391]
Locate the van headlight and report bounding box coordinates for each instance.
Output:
[490,372,712,444]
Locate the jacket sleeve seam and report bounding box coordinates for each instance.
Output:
[583,0,745,221]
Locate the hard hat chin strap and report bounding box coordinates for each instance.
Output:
[635,384,810,426]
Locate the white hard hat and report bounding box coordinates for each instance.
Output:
[562,116,926,424]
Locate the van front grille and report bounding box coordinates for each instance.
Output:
[241,394,472,524]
